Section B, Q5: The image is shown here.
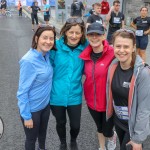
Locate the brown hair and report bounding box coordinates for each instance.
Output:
[32,26,56,50]
[60,18,86,44]
[112,30,136,68]
[113,0,120,5]
[94,3,101,7]
[140,6,148,12]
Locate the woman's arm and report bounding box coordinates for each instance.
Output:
[131,67,150,145]
[17,60,36,121]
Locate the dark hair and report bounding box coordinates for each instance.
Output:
[112,30,136,68]
[60,18,86,44]
[140,6,148,12]
[113,0,120,5]
[32,26,56,50]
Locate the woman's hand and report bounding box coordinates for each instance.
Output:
[127,141,142,150]
[24,119,33,129]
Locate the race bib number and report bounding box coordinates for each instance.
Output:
[113,17,121,24]
[135,30,143,36]
[114,104,129,120]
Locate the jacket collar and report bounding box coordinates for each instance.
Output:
[79,40,109,60]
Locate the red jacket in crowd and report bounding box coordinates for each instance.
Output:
[79,40,114,112]
[101,0,110,14]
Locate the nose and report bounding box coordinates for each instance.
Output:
[46,39,51,43]
[72,32,77,38]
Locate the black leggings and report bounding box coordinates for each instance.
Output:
[19,8,22,16]
[31,13,38,25]
[88,107,114,137]
[115,124,130,150]
[50,104,82,143]
[21,104,50,150]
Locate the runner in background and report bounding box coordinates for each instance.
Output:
[1,0,7,15]
[70,0,85,18]
[100,0,110,22]
[106,0,125,44]
[17,0,22,17]
[41,0,50,25]
[130,6,150,62]
[86,3,105,29]
[28,1,41,31]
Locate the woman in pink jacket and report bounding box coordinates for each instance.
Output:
[80,22,116,150]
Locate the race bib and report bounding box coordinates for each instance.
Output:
[135,30,143,36]
[114,104,129,120]
[113,17,121,24]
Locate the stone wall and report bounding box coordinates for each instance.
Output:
[125,0,150,19]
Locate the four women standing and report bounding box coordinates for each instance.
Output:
[17,7,150,149]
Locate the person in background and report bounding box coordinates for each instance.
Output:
[130,6,150,62]
[17,25,56,150]
[18,0,22,17]
[106,0,125,44]
[80,22,117,150]
[28,1,41,31]
[1,0,6,15]
[89,4,94,15]
[100,0,110,22]
[70,0,85,18]
[41,0,50,25]
[106,29,150,150]
[86,3,104,29]
[50,17,88,150]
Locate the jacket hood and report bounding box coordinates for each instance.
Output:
[79,40,111,60]
[57,36,87,52]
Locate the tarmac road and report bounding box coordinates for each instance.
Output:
[0,11,150,150]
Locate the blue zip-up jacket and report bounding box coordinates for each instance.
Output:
[50,37,88,106]
[17,48,53,120]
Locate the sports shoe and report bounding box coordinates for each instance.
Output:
[107,131,117,150]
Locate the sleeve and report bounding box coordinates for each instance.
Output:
[87,15,93,23]
[17,60,37,120]
[131,68,150,143]
[122,13,125,21]
[133,17,137,24]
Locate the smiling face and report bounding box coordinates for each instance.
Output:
[36,30,54,54]
[113,36,135,68]
[66,25,82,46]
[87,33,105,50]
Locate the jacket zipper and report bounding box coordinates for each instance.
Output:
[92,62,97,110]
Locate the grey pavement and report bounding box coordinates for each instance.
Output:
[0,7,150,150]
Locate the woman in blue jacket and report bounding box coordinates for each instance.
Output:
[17,25,56,150]
[50,17,88,150]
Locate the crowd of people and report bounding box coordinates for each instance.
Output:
[16,0,150,150]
